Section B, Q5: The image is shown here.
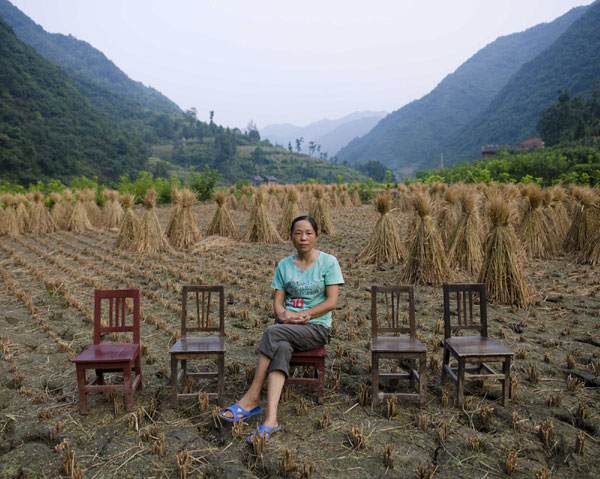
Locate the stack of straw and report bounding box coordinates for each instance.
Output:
[243,189,282,243]
[309,186,335,235]
[134,189,171,253]
[278,187,301,238]
[518,184,553,258]
[116,193,139,249]
[478,194,530,307]
[351,184,362,207]
[358,192,405,265]
[83,189,102,226]
[447,190,482,276]
[28,191,57,235]
[15,194,29,234]
[1,194,19,237]
[67,190,94,232]
[103,190,124,230]
[165,187,182,238]
[400,190,449,285]
[169,189,201,249]
[207,191,238,238]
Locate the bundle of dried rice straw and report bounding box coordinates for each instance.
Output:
[28,191,57,235]
[478,194,530,307]
[351,184,362,207]
[309,185,335,235]
[243,188,282,243]
[358,192,405,265]
[518,184,554,258]
[15,194,29,234]
[400,189,449,285]
[165,187,182,238]
[134,189,171,253]
[116,193,139,250]
[278,187,301,238]
[447,190,482,276]
[60,189,74,228]
[67,190,95,232]
[49,192,66,230]
[103,189,124,230]
[168,188,201,249]
[437,186,461,247]
[225,186,238,210]
[207,190,238,238]
[564,186,598,255]
[83,189,102,226]
[1,194,19,237]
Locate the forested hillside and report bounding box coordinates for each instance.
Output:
[0,18,146,184]
[439,0,600,167]
[335,4,589,175]
[0,0,180,115]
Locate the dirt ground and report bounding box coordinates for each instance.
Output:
[0,202,599,478]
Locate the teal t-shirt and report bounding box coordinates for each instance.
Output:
[271,251,344,328]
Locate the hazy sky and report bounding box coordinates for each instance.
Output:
[9,0,594,130]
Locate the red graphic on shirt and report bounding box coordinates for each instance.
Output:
[289,298,304,308]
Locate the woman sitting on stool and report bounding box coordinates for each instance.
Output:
[219,215,344,442]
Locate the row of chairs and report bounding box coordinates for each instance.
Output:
[72,284,514,414]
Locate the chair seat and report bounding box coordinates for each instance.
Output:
[291,346,327,358]
[72,343,139,363]
[445,336,514,357]
[371,336,426,353]
[169,337,225,354]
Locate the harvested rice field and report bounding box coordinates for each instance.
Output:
[1,186,600,478]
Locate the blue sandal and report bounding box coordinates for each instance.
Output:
[218,403,262,423]
[247,423,281,443]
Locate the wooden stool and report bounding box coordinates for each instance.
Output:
[286,346,327,404]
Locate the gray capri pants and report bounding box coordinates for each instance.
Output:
[257,323,330,378]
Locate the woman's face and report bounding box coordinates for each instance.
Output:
[291,220,318,253]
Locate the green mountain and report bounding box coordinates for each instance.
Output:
[440,1,600,167]
[335,5,589,176]
[0,0,181,115]
[0,17,146,184]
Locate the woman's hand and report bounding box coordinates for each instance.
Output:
[276,309,310,324]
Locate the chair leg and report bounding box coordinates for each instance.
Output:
[217,354,225,408]
[76,365,88,415]
[409,359,416,389]
[441,347,450,384]
[371,353,379,407]
[171,355,178,407]
[317,359,325,405]
[135,353,143,390]
[123,364,133,412]
[502,356,511,406]
[418,354,427,407]
[456,358,465,408]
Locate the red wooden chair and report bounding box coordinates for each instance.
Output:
[286,346,327,405]
[170,285,226,407]
[72,289,142,414]
[370,285,427,406]
[441,283,514,407]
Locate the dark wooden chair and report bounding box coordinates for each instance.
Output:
[370,285,426,406]
[170,285,225,407]
[72,289,142,414]
[441,283,514,408]
[286,346,327,405]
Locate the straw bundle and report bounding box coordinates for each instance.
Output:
[67,191,94,232]
[165,187,182,238]
[392,183,411,211]
[358,193,405,265]
[60,189,74,227]
[0,203,4,236]
[207,190,238,238]
[103,190,124,230]
[564,186,598,255]
[309,186,335,235]
[437,187,461,247]
[518,185,554,258]
[278,187,301,238]
[351,184,362,207]
[225,186,238,210]
[169,189,201,249]
[28,191,57,235]
[242,189,283,243]
[478,195,530,307]
[15,194,29,234]
[447,190,483,276]
[328,185,342,208]
[400,190,449,284]
[339,184,352,207]
[116,193,139,250]
[134,189,171,253]
[1,194,19,237]
[83,189,102,226]
[49,192,66,230]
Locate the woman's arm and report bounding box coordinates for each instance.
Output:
[274,285,340,325]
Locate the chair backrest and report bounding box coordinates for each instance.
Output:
[181,285,225,338]
[93,289,140,345]
[371,285,415,339]
[442,283,487,339]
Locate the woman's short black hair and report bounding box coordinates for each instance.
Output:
[290,215,319,237]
